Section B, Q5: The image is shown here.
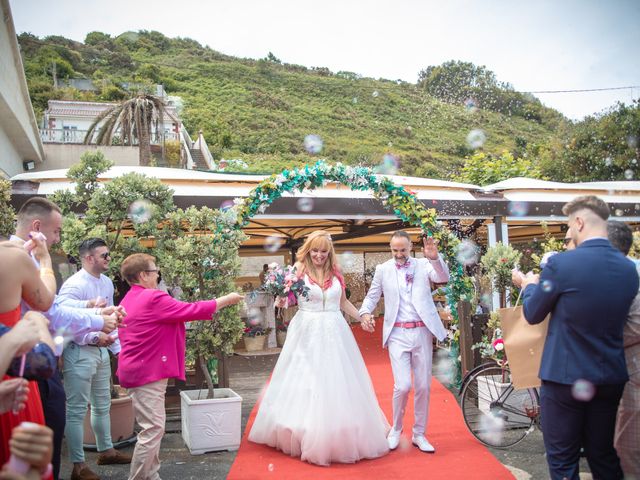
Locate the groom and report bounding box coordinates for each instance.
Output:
[359,231,449,453]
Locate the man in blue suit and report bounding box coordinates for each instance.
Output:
[513,195,638,480]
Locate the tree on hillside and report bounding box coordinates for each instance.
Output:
[418,60,502,105]
[84,93,169,166]
[459,151,545,186]
[536,100,640,182]
[418,60,565,126]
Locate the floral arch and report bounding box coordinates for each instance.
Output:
[222,160,473,376]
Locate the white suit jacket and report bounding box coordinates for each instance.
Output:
[359,255,450,347]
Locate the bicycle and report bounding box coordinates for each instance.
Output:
[459,361,541,448]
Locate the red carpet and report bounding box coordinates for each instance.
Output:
[227,322,514,480]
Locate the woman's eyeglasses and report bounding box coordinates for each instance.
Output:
[562,238,573,245]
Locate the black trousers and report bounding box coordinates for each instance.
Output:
[540,380,625,480]
[38,371,66,480]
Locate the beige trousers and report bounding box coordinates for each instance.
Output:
[128,379,168,480]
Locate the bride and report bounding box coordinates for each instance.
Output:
[248,231,390,466]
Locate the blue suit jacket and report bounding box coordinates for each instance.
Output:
[522,238,638,385]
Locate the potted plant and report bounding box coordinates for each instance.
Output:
[51,153,248,454]
[480,242,522,308]
[83,385,136,448]
[49,152,171,450]
[156,206,247,454]
[243,325,272,352]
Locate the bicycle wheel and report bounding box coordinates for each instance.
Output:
[460,365,538,448]
[458,361,498,398]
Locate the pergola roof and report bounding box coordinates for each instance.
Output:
[10,166,640,250]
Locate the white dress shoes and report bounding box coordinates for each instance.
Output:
[387,429,402,450]
[412,435,435,453]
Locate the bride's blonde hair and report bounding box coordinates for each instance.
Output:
[295,231,339,280]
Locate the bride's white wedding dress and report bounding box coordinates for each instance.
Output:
[248,275,390,466]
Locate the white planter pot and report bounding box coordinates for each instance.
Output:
[180,388,243,455]
[476,374,530,415]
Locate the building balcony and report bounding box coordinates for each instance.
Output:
[40,128,179,145]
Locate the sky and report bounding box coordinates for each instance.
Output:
[9,0,640,120]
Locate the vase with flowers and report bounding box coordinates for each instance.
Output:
[243,325,273,352]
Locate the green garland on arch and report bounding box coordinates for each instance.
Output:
[219,160,473,385]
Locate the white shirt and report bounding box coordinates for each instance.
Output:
[394,258,420,323]
[57,267,121,354]
[10,235,105,352]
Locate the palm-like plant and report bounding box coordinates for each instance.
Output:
[84,93,168,166]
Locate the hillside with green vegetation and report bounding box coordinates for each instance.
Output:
[16,30,639,182]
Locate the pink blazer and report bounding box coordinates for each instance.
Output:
[117,285,217,388]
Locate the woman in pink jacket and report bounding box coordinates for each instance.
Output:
[117,253,243,480]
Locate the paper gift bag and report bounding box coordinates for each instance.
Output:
[499,303,549,390]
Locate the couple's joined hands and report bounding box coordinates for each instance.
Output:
[360,313,375,333]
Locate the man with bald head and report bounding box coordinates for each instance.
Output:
[514,196,638,480]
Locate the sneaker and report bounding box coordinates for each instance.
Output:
[387,429,402,450]
[96,449,132,465]
[412,434,435,453]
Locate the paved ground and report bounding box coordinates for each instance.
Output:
[59,351,593,480]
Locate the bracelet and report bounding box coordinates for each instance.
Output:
[40,267,55,277]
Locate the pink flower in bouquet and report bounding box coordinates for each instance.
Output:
[492,338,504,351]
[284,273,297,283]
[262,263,310,303]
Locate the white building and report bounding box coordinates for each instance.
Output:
[41,99,182,144]
[0,0,45,178]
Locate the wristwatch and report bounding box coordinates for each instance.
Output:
[90,333,100,345]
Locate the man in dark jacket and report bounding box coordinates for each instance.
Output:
[513,195,638,480]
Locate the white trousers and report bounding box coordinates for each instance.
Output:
[128,379,168,480]
[387,326,433,436]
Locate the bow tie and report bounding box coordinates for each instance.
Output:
[395,261,410,270]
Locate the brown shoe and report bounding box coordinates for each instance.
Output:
[96,449,133,465]
[70,465,100,480]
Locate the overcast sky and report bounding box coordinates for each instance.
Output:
[9,0,639,120]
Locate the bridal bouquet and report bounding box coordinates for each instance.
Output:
[262,263,310,305]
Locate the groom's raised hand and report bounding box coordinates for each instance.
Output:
[422,235,439,260]
[360,313,375,333]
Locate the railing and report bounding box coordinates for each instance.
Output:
[40,128,179,145]
[40,129,89,144]
[194,131,215,170]
[180,127,196,170]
